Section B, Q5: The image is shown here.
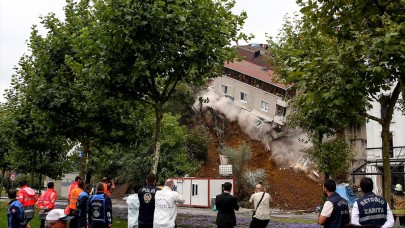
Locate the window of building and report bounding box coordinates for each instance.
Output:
[192,184,198,196]
[221,85,228,94]
[240,92,247,102]
[276,104,286,117]
[261,100,268,112]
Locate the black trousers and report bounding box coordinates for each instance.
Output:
[68,212,78,228]
[138,223,153,228]
[249,217,270,228]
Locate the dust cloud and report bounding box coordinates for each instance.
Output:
[195,89,313,170]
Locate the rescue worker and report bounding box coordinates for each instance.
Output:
[68,176,81,201]
[138,173,160,228]
[318,179,350,228]
[68,181,84,228]
[351,177,395,227]
[87,182,113,228]
[8,189,25,228]
[17,180,37,228]
[38,182,57,228]
[76,184,92,228]
[102,177,115,197]
[392,183,405,225]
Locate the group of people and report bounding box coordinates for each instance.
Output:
[125,173,185,228]
[318,177,401,228]
[7,176,115,228]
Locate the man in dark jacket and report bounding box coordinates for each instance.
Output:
[8,189,25,228]
[318,179,350,228]
[215,182,239,228]
[138,173,160,228]
[87,183,112,228]
[77,184,92,228]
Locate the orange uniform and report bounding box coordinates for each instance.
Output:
[38,188,57,210]
[68,181,79,201]
[17,185,37,206]
[103,183,111,197]
[69,187,83,209]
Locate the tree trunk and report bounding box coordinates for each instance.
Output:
[39,173,42,194]
[0,167,5,197]
[80,141,90,180]
[30,152,37,187]
[151,106,163,175]
[381,125,392,201]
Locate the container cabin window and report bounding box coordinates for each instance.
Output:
[192,184,198,196]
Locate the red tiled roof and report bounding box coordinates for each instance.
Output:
[224,60,290,89]
[236,47,271,68]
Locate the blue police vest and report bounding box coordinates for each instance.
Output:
[324,192,350,228]
[357,192,387,226]
[77,191,89,217]
[8,200,24,228]
[89,193,107,225]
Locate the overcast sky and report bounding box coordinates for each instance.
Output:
[0,0,300,102]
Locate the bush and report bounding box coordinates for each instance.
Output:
[187,126,211,161]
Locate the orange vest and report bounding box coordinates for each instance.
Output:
[103,183,111,197]
[68,181,79,201]
[17,186,37,206]
[38,189,57,210]
[69,187,83,209]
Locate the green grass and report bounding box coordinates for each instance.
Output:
[0,202,128,228]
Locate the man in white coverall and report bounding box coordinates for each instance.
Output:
[153,179,185,228]
[127,185,141,228]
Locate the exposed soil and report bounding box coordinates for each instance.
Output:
[196,118,322,211]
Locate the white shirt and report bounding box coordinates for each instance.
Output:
[249,192,272,220]
[126,194,140,228]
[351,201,395,228]
[153,186,185,228]
[320,201,334,217]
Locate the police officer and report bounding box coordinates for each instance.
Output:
[138,173,160,228]
[318,179,350,228]
[76,184,92,228]
[87,182,112,228]
[8,189,25,228]
[352,177,395,227]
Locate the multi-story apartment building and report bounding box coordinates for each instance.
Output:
[213,44,295,127]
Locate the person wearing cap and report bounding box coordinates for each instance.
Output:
[249,183,271,228]
[69,181,84,228]
[76,184,92,228]
[153,179,185,228]
[392,183,405,226]
[46,209,74,228]
[318,179,350,228]
[138,173,160,228]
[17,179,37,228]
[8,189,25,228]
[351,177,394,227]
[38,182,57,228]
[87,182,113,228]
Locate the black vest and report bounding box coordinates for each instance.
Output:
[138,184,160,224]
[324,192,350,228]
[357,192,388,226]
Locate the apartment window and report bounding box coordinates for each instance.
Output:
[276,104,286,117]
[192,184,198,196]
[221,85,228,94]
[240,92,247,102]
[260,100,268,111]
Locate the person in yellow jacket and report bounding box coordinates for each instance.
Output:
[392,184,405,226]
[68,181,84,228]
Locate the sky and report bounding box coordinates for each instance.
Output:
[0,0,300,102]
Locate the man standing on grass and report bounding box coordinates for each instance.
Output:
[138,173,160,228]
[215,182,239,228]
[318,179,350,228]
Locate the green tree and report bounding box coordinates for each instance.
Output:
[269,0,405,200]
[75,0,248,174]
